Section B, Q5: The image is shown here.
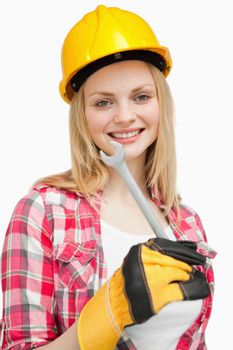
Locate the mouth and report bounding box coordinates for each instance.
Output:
[108,128,144,140]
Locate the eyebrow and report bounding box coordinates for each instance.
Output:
[87,84,155,97]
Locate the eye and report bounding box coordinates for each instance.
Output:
[95,99,111,107]
[135,94,150,102]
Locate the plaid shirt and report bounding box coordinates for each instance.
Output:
[1,183,216,350]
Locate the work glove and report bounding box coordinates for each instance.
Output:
[78,238,210,350]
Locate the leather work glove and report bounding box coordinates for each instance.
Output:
[78,238,210,350]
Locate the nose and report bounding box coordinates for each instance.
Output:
[113,102,137,124]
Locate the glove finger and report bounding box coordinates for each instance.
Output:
[154,270,210,313]
[179,240,197,250]
[179,269,210,300]
[146,265,190,290]
[141,246,192,272]
[153,283,184,313]
[145,238,206,266]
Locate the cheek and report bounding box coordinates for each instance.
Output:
[144,102,160,126]
[147,104,160,140]
[92,123,109,140]
[85,109,110,144]
[85,111,113,154]
[85,110,103,133]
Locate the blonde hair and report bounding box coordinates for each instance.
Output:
[33,64,179,214]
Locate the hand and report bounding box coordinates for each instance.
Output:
[122,238,209,324]
[77,238,210,350]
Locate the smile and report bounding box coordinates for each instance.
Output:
[108,129,143,139]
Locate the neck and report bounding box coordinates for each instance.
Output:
[104,154,149,200]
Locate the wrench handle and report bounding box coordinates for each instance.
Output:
[117,162,167,239]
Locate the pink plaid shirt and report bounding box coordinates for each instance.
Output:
[1,183,216,350]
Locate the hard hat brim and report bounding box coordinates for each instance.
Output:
[61,48,171,103]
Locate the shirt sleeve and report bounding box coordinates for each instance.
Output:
[194,211,216,285]
[194,212,216,349]
[1,189,58,349]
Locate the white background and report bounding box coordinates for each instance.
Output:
[0,0,232,348]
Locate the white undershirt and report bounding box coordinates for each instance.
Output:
[101,219,202,350]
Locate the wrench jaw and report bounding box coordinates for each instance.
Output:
[100,141,125,168]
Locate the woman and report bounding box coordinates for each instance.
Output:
[0,5,216,350]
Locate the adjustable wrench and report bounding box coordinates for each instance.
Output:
[100,140,167,239]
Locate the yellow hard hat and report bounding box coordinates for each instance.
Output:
[59,5,172,103]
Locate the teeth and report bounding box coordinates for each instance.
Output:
[110,130,141,139]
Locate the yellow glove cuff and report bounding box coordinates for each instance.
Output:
[78,268,132,350]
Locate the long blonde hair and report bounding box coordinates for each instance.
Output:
[33,64,179,214]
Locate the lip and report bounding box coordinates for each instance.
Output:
[107,128,145,144]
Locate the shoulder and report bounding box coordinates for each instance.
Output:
[177,202,208,241]
[31,182,86,208]
[32,182,82,199]
[11,183,87,225]
[177,202,217,258]
[11,184,47,217]
[179,201,203,223]
[30,182,99,220]
[179,201,200,217]
[5,185,63,249]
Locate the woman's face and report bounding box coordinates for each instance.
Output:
[84,60,159,161]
